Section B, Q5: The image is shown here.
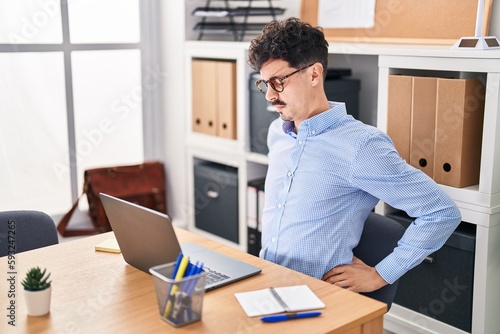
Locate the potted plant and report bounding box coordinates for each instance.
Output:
[22,267,52,316]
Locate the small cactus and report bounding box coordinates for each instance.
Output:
[22,267,51,291]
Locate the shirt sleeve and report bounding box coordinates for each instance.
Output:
[351,130,462,284]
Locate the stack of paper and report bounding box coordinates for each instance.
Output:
[94,238,121,253]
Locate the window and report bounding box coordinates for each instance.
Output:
[0,0,162,215]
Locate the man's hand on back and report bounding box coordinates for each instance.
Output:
[321,256,388,293]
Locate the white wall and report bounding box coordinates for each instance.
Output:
[489,1,500,36]
[159,1,188,226]
[160,0,500,227]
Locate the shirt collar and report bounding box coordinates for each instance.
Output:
[281,102,347,136]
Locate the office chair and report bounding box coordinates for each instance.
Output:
[0,210,59,257]
[352,212,406,311]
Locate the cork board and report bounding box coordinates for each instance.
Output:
[300,0,493,45]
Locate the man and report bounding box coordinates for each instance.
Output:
[248,17,461,293]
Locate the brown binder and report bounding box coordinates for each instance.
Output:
[216,61,237,139]
[387,75,413,162]
[192,59,218,136]
[410,76,437,178]
[434,78,485,187]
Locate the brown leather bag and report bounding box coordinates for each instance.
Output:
[57,161,167,237]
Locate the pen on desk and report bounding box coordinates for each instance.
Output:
[260,311,322,323]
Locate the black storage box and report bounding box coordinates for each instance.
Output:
[194,161,239,243]
[324,68,361,120]
[388,211,476,333]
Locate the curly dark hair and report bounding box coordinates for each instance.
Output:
[248,17,329,74]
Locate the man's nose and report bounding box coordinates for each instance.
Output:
[265,87,278,101]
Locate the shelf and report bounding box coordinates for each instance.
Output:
[193,7,285,17]
[191,0,285,41]
[193,22,267,33]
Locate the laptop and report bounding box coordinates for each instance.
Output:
[99,193,261,290]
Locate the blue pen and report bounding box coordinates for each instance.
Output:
[171,252,184,279]
[182,261,199,292]
[260,311,322,323]
[184,262,204,321]
[185,262,204,294]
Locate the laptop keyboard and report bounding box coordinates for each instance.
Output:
[203,266,231,285]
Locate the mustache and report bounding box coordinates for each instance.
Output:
[272,100,286,106]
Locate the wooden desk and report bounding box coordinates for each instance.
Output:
[1,228,386,333]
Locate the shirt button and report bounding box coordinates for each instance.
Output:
[312,130,316,135]
[278,203,282,208]
[272,237,276,243]
[299,140,303,145]
[287,171,293,177]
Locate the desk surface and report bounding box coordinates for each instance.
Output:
[1,228,385,333]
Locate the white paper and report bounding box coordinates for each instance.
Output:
[318,0,376,29]
[193,10,229,17]
[234,285,325,317]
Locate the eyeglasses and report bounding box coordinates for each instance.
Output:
[255,63,314,94]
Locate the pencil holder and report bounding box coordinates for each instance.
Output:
[150,262,206,327]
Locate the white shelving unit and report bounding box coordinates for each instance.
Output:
[184,40,500,333]
[185,41,261,250]
[377,52,500,334]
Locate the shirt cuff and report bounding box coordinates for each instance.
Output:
[375,254,406,285]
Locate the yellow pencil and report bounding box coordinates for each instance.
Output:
[163,256,189,317]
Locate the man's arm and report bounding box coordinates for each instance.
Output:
[348,131,461,286]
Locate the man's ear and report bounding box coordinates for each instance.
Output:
[310,63,324,87]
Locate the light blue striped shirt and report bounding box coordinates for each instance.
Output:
[260,102,461,284]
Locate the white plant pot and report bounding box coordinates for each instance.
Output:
[24,286,51,316]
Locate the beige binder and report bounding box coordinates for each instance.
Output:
[410,76,437,178]
[216,61,237,139]
[192,59,237,139]
[192,59,218,136]
[387,75,413,162]
[434,78,485,187]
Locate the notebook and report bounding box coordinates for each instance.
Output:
[234,285,325,317]
[99,193,261,290]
